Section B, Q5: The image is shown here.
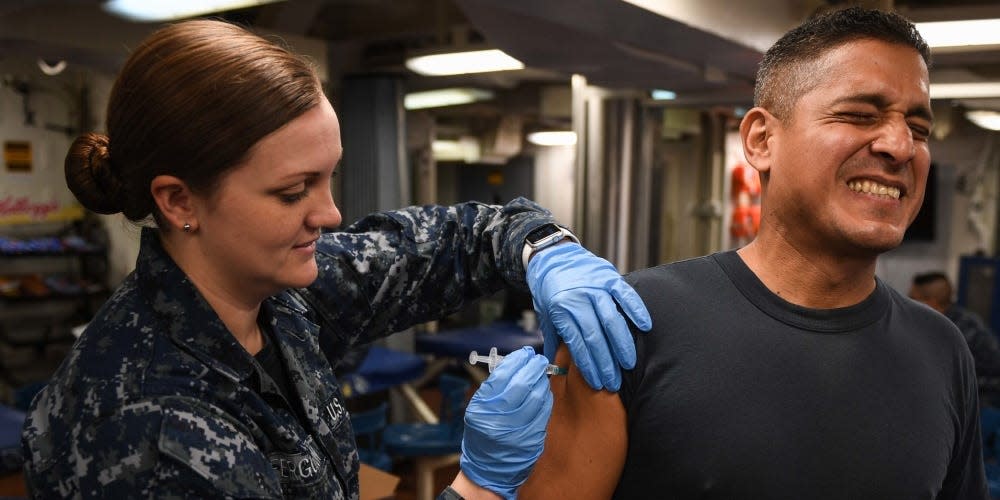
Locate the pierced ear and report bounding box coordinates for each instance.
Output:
[150,175,195,232]
[739,107,776,174]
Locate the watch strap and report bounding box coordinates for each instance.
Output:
[521,224,579,269]
[436,485,465,500]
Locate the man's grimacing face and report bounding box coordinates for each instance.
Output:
[761,39,933,257]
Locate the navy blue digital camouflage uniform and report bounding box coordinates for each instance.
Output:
[945,304,1000,407]
[946,304,1000,376]
[22,198,555,499]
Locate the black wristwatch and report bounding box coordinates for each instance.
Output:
[436,485,464,500]
[521,223,579,267]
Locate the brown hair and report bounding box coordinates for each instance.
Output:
[65,20,323,223]
[755,7,930,119]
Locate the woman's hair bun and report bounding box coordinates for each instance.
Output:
[64,132,124,215]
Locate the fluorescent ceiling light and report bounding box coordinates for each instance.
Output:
[433,137,480,162]
[651,89,677,100]
[527,131,577,147]
[930,82,1000,99]
[103,0,285,22]
[965,110,1000,131]
[404,88,494,110]
[916,19,1000,48]
[406,49,524,76]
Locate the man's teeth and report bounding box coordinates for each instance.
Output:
[848,180,900,200]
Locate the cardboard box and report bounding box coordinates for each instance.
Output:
[359,463,400,500]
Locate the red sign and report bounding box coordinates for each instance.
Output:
[0,196,59,219]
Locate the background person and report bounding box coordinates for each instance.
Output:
[909,270,1000,404]
[909,270,1000,488]
[21,19,651,499]
[520,7,988,499]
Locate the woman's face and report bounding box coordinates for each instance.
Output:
[192,96,342,303]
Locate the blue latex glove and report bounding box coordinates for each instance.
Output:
[460,346,554,500]
[527,242,652,391]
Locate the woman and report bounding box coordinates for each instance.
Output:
[22,20,650,499]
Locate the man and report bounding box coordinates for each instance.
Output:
[910,271,1000,406]
[520,7,987,499]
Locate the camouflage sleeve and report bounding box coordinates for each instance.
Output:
[24,397,279,498]
[296,197,556,359]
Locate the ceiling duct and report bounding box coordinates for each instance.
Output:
[454,0,762,104]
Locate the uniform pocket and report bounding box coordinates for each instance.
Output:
[158,405,281,498]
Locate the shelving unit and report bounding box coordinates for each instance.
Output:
[0,221,108,387]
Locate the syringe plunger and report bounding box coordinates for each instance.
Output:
[468,347,504,373]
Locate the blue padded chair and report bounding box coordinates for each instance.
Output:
[985,407,1000,460]
[339,346,426,399]
[0,404,25,477]
[349,402,393,472]
[987,462,1000,499]
[982,407,1000,499]
[383,373,469,500]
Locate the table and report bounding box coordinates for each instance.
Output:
[415,320,543,357]
[339,345,426,399]
[339,345,440,424]
[344,322,543,425]
[415,320,543,384]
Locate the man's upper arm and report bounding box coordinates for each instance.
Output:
[519,344,627,499]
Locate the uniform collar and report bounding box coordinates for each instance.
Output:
[135,227,256,383]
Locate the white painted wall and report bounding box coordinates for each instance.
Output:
[0,57,79,222]
[878,126,998,294]
[532,144,576,229]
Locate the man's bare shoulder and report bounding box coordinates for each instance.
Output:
[520,344,626,499]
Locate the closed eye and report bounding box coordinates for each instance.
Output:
[908,122,931,141]
[279,190,308,204]
[839,112,877,122]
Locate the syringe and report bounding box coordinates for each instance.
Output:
[469,347,568,375]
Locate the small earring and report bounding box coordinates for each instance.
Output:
[183,223,192,233]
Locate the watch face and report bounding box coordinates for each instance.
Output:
[527,224,561,244]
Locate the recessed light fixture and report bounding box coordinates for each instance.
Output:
[527,131,577,147]
[651,89,677,100]
[37,59,66,76]
[405,49,524,76]
[403,88,494,110]
[916,19,1000,48]
[965,110,1000,131]
[103,0,286,22]
[930,82,1000,99]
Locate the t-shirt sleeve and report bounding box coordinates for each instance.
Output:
[938,347,989,499]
